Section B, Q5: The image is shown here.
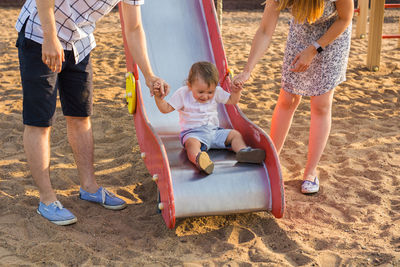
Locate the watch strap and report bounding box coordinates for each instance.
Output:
[312,41,323,53]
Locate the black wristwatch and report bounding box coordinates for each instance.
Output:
[312,41,324,53]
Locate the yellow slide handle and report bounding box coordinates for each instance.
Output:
[125,72,137,114]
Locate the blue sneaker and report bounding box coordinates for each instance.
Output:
[79,187,127,210]
[37,201,77,226]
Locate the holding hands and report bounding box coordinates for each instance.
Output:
[231,71,251,91]
[146,76,170,98]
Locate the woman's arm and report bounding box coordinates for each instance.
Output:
[290,0,354,72]
[316,0,354,49]
[35,0,64,73]
[232,0,280,88]
[120,3,169,96]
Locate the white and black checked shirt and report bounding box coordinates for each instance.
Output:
[16,0,144,64]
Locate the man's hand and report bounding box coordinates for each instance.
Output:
[146,76,170,97]
[42,35,64,73]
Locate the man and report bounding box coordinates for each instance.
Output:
[15,0,169,225]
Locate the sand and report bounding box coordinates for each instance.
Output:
[0,6,399,266]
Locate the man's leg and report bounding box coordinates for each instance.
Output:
[23,125,56,205]
[65,116,99,193]
[67,116,126,209]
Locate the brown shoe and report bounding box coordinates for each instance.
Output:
[236,147,266,164]
[196,152,214,174]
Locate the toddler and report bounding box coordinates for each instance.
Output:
[154,61,265,174]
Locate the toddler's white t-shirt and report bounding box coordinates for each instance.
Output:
[168,85,231,131]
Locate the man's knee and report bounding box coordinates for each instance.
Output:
[24,124,51,135]
[66,116,91,129]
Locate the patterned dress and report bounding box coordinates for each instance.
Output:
[281,0,352,96]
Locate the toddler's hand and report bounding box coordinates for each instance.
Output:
[153,88,163,98]
[146,76,170,97]
[231,83,243,93]
[231,71,250,91]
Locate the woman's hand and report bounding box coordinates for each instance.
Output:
[231,71,251,91]
[290,45,317,72]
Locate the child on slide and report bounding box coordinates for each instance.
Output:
[153,61,265,174]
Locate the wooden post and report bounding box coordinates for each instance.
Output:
[217,0,223,30]
[356,0,368,38]
[398,18,400,47]
[366,0,385,71]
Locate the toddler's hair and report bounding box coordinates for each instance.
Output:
[187,61,219,87]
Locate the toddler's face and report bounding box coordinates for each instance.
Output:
[189,79,216,104]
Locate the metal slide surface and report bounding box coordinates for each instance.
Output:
[135,0,274,219]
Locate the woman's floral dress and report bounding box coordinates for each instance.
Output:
[280,0,352,96]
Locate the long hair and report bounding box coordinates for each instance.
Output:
[276,0,325,24]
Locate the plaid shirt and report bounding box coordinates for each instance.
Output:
[16,0,144,64]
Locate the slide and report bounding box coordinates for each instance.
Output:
[119,0,284,229]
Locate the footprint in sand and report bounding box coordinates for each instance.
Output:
[390,199,400,213]
[227,226,256,245]
[317,252,343,266]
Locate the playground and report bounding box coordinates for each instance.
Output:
[0,3,399,266]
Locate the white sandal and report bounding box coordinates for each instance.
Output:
[301,177,319,194]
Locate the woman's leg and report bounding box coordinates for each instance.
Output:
[303,89,335,181]
[270,89,302,155]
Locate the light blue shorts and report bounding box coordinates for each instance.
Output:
[180,125,232,151]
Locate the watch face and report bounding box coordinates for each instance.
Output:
[317,46,323,53]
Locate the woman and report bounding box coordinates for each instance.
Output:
[232,0,353,194]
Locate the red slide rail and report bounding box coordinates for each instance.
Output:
[354,3,400,13]
[201,0,285,219]
[118,3,176,228]
[382,3,400,39]
[384,4,400,8]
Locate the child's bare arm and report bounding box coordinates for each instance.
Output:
[225,87,242,105]
[154,92,175,113]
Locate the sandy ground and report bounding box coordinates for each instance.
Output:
[0,6,400,266]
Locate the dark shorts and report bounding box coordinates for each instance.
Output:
[16,24,93,127]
